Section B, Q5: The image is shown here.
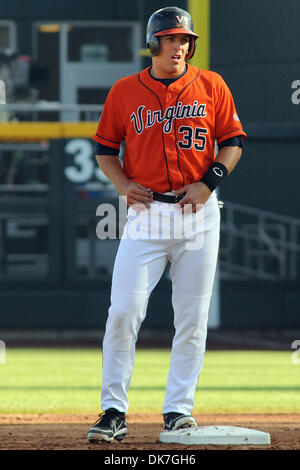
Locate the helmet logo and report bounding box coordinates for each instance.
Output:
[176,16,184,23]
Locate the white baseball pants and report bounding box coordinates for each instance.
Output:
[101,192,220,415]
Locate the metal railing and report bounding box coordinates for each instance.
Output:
[1,114,300,281]
[0,102,103,122]
[220,201,300,280]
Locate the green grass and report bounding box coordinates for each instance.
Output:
[0,348,299,414]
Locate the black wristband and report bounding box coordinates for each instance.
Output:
[200,162,228,192]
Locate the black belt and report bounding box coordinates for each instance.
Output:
[152,191,186,204]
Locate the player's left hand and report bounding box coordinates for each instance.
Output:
[173,182,212,213]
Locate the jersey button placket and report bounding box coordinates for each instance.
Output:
[157,89,172,190]
[164,92,179,189]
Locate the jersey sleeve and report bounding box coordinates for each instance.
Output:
[218,135,244,149]
[92,83,125,150]
[95,142,120,156]
[214,75,247,144]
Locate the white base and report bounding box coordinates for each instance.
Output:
[159,426,271,445]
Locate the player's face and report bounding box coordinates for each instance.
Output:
[152,34,190,78]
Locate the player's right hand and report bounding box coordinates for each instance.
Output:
[122,181,153,209]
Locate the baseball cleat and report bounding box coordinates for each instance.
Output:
[87,408,127,443]
[163,412,198,431]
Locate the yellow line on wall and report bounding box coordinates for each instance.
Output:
[0,122,97,141]
[139,48,150,57]
[188,0,210,70]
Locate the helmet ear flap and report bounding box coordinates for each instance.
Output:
[186,37,196,61]
[147,36,160,57]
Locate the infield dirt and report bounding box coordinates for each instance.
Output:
[0,413,299,450]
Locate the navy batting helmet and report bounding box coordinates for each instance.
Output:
[146,6,199,60]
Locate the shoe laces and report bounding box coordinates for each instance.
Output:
[93,411,105,425]
[93,408,123,426]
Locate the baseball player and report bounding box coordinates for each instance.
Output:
[87,6,246,443]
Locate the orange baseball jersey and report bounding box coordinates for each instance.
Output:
[93,64,247,193]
